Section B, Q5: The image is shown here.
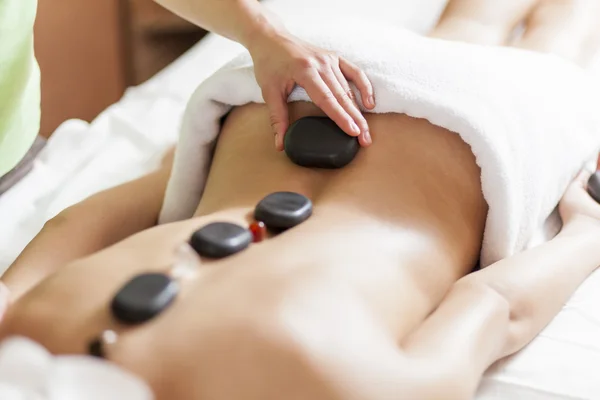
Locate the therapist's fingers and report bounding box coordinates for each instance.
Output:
[514,0,600,66]
[264,85,294,151]
[324,68,372,146]
[300,70,363,137]
[430,0,538,45]
[339,58,375,110]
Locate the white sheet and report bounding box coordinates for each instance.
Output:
[0,337,153,400]
[1,0,600,398]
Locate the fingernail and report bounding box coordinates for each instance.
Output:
[365,130,372,145]
[351,122,360,135]
[368,95,375,107]
[275,134,279,148]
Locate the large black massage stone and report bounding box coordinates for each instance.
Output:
[111,273,179,325]
[254,191,313,230]
[190,222,252,259]
[284,117,360,169]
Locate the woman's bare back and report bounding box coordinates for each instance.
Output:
[199,100,487,330]
[0,101,486,398]
[4,0,600,397]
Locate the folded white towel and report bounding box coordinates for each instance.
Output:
[160,19,600,266]
[0,336,153,399]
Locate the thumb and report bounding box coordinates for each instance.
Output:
[264,89,290,151]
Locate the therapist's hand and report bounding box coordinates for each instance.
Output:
[247,29,375,151]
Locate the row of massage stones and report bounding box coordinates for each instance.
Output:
[88,117,359,356]
[88,191,313,357]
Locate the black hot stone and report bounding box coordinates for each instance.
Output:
[588,171,600,203]
[284,116,360,169]
[254,191,313,230]
[111,273,179,325]
[190,222,252,258]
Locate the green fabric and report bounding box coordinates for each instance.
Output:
[0,0,40,178]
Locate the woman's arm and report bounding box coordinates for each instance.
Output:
[153,0,374,148]
[153,0,279,47]
[1,158,173,301]
[463,218,600,358]
[401,171,600,398]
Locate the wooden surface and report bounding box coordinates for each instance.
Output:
[125,0,205,85]
[34,0,126,137]
[34,0,204,137]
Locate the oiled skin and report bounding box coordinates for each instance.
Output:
[1,102,486,399]
[4,1,600,398]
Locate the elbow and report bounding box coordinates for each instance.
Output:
[453,277,512,320]
[456,276,532,356]
[42,208,75,231]
[41,203,90,235]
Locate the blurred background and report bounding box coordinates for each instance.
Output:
[35,0,206,137]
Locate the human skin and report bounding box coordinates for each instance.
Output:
[2,1,600,399]
[153,0,376,148]
[4,105,600,400]
[1,101,490,399]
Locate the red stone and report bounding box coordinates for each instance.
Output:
[249,221,267,243]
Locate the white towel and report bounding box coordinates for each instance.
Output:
[160,18,600,267]
[0,336,153,399]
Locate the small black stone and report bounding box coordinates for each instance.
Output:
[284,117,360,169]
[254,192,313,230]
[88,338,105,358]
[111,273,179,325]
[588,171,600,203]
[190,222,252,258]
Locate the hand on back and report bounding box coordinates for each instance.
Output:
[247,28,375,151]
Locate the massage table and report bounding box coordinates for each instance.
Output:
[1,0,599,398]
